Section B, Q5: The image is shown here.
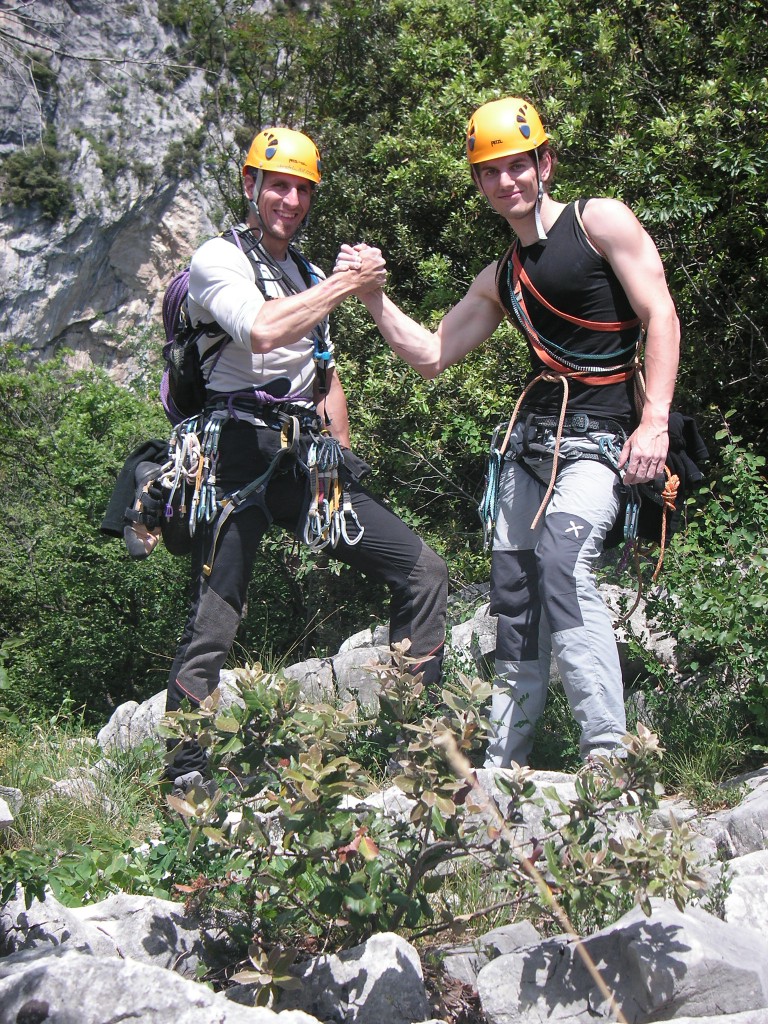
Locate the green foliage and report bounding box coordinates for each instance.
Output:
[615,426,768,797]
[0,349,187,716]
[0,127,75,221]
[641,426,768,734]
[539,728,703,932]
[151,655,701,998]
[0,655,704,987]
[28,51,58,96]
[0,708,189,907]
[0,699,163,847]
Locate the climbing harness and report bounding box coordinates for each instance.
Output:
[481,202,648,544]
[150,398,366,574]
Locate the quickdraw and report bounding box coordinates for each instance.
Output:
[478,424,504,551]
[197,414,223,525]
[156,416,205,541]
[302,434,364,550]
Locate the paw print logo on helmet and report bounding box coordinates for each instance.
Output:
[264,132,280,161]
[242,127,322,184]
[516,103,532,140]
[466,97,549,165]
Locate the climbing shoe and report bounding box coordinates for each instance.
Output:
[123,461,163,559]
[171,769,220,803]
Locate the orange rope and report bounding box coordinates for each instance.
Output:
[651,466,680,582]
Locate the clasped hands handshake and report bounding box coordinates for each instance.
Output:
[333,242,386,296]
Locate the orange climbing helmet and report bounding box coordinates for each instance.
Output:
[243,127,322,184]
[466,97,549,165]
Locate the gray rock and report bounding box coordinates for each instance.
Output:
[332,645,392,710]
[723,850,768,935]
[0,887,116,959]
[97,677,244,752]
[73,893,210,977]
[477,901,768,1024]
[275,932,430,1024]
[0,799,13,829]
[440,921,542,988]
[0,0,217,376]
[283,657,335,702]
[372,624,391,647]
[0,786,23,815]
[647,794,699,829]
[664,1014,768,1024]
[601,583,677,665]
[338,628,374,653]
[0,946,321,1024]
[696,771,768,858]
[472,767,579,843]
[0,888,226,980]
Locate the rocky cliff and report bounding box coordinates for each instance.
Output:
[0,0,220,381]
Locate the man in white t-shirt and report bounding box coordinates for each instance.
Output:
[165,127,448,789]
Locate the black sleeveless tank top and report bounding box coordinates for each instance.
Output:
[498,200,640,427]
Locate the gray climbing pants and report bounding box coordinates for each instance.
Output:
[485,428,627,767]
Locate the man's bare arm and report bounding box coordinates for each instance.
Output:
[249,246,387,354]
[584,199,681,484]
[345,252,505,379]
[315,368,350,448]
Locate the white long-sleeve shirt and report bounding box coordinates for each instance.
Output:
[187,231,333,403]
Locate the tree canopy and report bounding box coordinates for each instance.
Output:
[159,0,767,450]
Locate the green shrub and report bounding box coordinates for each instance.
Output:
[625,423,768,785]
[155,655,701,990]
[1,128,75,221]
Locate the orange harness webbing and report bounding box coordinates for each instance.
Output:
[497,217,643,387]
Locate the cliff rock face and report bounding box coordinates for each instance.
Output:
[0,0,222,381]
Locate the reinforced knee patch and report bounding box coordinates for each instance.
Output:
[537,512,591,633]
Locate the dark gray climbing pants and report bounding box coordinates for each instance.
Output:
[166,420,447,779]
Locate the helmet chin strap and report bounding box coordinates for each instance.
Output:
[534,151,547,241]
[248,169,264,226]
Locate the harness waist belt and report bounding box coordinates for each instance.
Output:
[523,412,628,436]
[206,392,320,430]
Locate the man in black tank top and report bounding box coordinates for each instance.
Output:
[341,97,680,769]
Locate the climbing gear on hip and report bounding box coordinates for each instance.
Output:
[479,424,505,551]
[478,377,629,549]
[303,434,365,550]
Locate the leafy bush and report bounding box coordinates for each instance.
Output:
[153,654,701,999]
[1,128,75,221]
[0,650,704,999]
[622,423,768,789]
[0,350,186,716]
